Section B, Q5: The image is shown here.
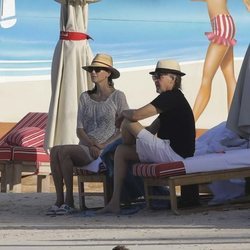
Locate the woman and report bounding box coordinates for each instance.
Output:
[47,53,129,215]
[192,0,237,122]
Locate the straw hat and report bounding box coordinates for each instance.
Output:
[149,60,185,76]
[82,53,120,79]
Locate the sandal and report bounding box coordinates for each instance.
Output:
[56,204,76,215]
[46,205,60,216]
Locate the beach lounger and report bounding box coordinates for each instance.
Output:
[133,161,250,214]
[0,112,50,192]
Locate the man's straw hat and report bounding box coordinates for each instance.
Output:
[149,59,185,76]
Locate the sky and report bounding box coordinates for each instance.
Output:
[0,0,249,68]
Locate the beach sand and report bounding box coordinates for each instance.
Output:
[0,176,250,250]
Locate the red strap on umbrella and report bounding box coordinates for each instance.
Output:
[60,31,92,40]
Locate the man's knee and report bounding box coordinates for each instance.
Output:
[115,144,137,162]
[122,119,143,137]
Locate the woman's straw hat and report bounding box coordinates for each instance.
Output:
[82,53,120,79]
[149,59,186,76]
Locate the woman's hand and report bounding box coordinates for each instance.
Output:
[88,145,101,159]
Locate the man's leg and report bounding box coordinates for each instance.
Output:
[180,185,200,207]
[121,119,144,145]
[98,144,140,213]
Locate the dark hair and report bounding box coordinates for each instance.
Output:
[87,71,114,95]
[112,245,130,250]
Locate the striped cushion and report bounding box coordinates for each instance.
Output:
[0,146,12,160]
[13,147,50,162]
[0,112,47,146]
[5,127,45,147]
[133,161,186,178]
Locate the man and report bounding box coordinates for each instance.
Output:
[99,59,199,214]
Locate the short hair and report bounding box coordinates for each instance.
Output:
[112,245,130,250]
[168,73,182,90]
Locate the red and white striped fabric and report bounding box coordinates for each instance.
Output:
[133,161,186,178]
[0,112,47,146]
[205,14,236,46]
[13,147,50,162]
[0,146,12,161]
[5,127,45,147]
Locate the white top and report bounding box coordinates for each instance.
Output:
[77,90,129,144]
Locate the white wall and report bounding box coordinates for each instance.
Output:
[0,59,243,129]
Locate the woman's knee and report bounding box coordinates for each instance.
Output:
[50,145,62,161]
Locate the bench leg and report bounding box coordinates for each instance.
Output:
[37,175,50,192]
[169,180,179,215]
[11,164,22,193]
[1,163,14,192]
[78,176,87,211]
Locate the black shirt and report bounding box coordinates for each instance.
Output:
[151,89,195,158]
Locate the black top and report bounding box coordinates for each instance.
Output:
[151,89,195,158]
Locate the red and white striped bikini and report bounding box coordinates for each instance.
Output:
[205,14,236,46]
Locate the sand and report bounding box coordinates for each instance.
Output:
[0,176,250,250]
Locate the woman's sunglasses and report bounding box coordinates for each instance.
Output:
[88,67,108,73]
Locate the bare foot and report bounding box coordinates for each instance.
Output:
[96,203,120,214]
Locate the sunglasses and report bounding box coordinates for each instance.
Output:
[152,73,168,80]
[88,67,108,73]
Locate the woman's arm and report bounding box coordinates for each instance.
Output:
[77,128,101,158]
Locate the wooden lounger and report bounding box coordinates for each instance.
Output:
[133,161,250,214]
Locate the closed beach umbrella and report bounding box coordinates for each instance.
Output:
[45,0,100,150]
[226,44,250,141]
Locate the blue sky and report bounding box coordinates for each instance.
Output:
[0,0,249,66]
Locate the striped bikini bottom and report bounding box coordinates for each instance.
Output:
[205,14,236,46]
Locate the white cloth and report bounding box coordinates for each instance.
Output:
[184,148,250,174]
[195,122,249,156]
[136,129,183,163]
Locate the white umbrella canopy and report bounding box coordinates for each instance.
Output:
[226,44,250,141]
[44,0,100,150]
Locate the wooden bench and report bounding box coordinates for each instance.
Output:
[143,167,250,214]
[74,167,112,210]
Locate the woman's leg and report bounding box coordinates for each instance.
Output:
[50,145,65,207]
[58,145,93,207]
[220,46,236,110]
[193,42,230,122]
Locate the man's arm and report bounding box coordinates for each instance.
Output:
[145,117,160,134]
[122,103,159,122]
